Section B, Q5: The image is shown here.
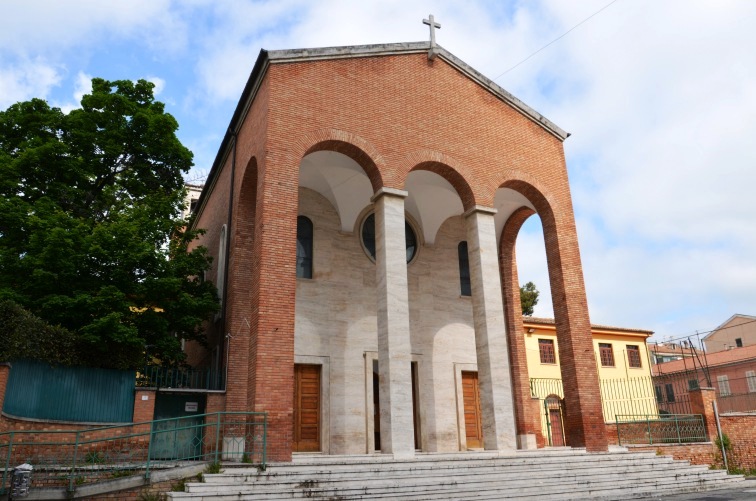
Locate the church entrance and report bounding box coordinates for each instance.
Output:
[461,371,483,449]
[371,360,422,452]
[293,364,321,452]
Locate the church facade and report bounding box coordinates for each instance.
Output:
[188,42,608,461]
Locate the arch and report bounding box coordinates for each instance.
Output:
[496,172,607,451]
[297,129,386,193]
[498,206,539,443]
[495,170,559,225]
[399,150,477,210]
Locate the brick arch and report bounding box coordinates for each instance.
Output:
[494,170,560,224]
[495,173,608,452]
[399,150,477,210]
[295,129,386,192]
[225,156,258,415]
[498,207,541,445]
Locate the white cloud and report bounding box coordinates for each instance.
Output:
[146,76,166,96]
[0,59,62,109]
[0,0,181,57]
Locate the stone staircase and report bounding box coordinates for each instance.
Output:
[167,448,743,500]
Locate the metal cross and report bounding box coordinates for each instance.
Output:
[423,14,441,60]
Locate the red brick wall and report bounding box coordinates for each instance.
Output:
[606,390,756,471]
[627,443,716,466]
[720,413,756,470]
[191,51,606,458]
[0,363,9,417]
[132,389,156,424]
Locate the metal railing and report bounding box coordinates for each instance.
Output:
[715,375,756,413]
[530,377,662,422]
[136,365,224,390]
[600,377,659,422]
[615,414,707,445]
[0,411,266,495]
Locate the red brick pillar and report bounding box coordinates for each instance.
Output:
[499,207,540,449]
[689,387,717,442]
[0,363,10,429]
[246,153,298,462]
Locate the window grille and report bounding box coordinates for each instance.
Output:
[627,345,642,368]
[599,343,615,367]
[747,371,756,393]
[539,339,556,364]
[717,375,731,396]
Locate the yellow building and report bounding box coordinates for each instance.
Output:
[523,317,657,445]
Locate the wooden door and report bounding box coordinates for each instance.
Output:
[294,364,321,452]
[461,371,483,449]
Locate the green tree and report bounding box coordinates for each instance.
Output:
[520,281,539,316]
[0,78,218,370]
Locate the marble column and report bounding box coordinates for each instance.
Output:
[465,206,517,451]
[372,188,415,459]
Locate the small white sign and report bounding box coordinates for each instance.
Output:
[185,402,199,412]
[141,395,149,401]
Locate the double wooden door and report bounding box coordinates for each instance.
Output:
[293,364,321,452]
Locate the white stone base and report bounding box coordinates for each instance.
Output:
[517,433,538,450]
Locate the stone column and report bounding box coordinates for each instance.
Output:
[372,188,415,459]
[465,206,517,451]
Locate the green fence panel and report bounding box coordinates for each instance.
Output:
[2,360,135,423]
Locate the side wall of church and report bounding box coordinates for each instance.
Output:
[296,187,477,454]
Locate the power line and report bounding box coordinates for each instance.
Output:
[492,0,621,81]
[651,318,756,347]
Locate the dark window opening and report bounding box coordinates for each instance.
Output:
[665,383,675,403]
[361,213,417,263]
[458,241,471,296]
[297,216,313,279]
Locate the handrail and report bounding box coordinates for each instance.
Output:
[615,414,706,446]
[0,411,266,495]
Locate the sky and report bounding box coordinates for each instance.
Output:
[2,0,755,345]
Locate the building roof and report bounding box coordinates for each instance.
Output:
[523,316,653,335]
[192,42,569,229]
[647,342,699,356]
[651,343,756,375]
[702,314,756,341]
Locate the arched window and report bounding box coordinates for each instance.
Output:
[297,216,313,279]
[217,224,227,306]
[361,213,418,263]
[458,241,471,296]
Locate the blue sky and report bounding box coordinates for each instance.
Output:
[3,0,756,344]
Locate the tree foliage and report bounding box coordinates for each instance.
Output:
[0,300,79,366]
[0,78,218,370]
[520,281,540,316]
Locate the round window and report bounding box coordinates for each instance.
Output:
[361,213,417,263]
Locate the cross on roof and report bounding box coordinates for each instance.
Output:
[423,14,441,60]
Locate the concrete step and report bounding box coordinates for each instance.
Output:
[166,450,745,500]
[176,471,722,499]
[207,451,675,480]
[189,462,709,492]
